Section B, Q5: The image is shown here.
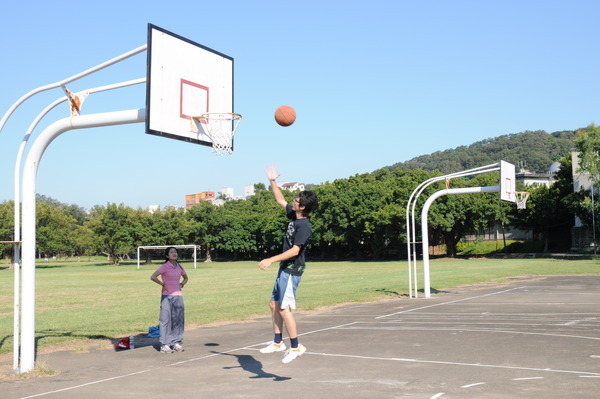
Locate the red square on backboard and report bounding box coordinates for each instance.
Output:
[180,79,209,120]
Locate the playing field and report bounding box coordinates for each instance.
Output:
[0,257,598,354]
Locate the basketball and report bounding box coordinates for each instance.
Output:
[274,105,296,127]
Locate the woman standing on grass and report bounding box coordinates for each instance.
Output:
[150,246,188,353]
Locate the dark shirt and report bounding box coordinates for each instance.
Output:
[280,204,312,276]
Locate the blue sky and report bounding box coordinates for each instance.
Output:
[1,0,598,210]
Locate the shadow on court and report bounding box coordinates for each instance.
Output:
[214,351,291,381]
[1,275,599,399]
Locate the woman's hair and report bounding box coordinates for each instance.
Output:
[164,246,178,261]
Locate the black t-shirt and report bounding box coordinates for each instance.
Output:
[280,204,312,276]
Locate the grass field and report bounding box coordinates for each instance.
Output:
[0,257,598,355]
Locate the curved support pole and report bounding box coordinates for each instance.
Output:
[11,78,145,371]
[420,185,500,298]
[19,108,146,373]
[405,163,500,297]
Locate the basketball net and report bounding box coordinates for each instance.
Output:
[190,113,242,155]
[515,191,530,210]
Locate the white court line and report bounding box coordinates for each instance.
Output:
[513,377,544,381]
[446,302,600,305]
[170,321,359,366]
[298,351,600,377]
[340,325,600,341]
[461,382,485,388]
[430,393,445,399]
[385,312,600,315]
[376,287,524,319]
[18,370,151,399]
[18,321,360,398]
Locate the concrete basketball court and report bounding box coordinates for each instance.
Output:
[2,275,599,398]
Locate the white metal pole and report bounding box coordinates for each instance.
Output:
[12,78,146,372]
[20,108,145,373]
[0,45,146,138]
[592,182,596,252]
[12,244,20,371]
[420,185,500,298]
[406,163,500,297]
[193,246,197,269]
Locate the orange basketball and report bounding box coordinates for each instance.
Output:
[274,105,296,127]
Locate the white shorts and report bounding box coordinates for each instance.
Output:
[270,269,302,310]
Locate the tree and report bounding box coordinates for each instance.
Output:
[68,224,96,260]
[87,203,135,265]
[0,201,15,264]
[510,155,579,252]
[215,199,257,259]
[130,208,159,264]
[574,124,600,184]
[247,185,289,259]
[151,207,189,246]
[364,168,431,259]
[310,173,388,259]
[36,200,77,259]
[186,201,221,262]
[428,173,511,256]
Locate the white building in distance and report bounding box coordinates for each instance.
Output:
[281,182,305,191]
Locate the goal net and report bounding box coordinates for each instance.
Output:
[137,245,201,269]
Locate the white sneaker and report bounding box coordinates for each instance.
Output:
[173,343,184,352]
[282,344,306,364]
[260,341,287,353]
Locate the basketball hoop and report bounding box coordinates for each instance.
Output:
[515,191,530,210]
[190,113,242,155]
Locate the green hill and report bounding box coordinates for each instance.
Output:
[384,129,577,174]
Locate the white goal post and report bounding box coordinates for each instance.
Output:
[137,245,201,269]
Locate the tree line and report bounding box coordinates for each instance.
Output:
[1,150,591,264]
[3,125,599,264]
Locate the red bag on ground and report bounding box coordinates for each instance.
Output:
[116,337,130,350]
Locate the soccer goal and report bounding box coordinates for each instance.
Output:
[137,245,201,269]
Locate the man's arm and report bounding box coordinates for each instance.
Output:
[265,165,287,209]
[258,245,301,270]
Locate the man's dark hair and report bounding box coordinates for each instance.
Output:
[298,190,318,217]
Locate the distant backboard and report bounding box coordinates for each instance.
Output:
[500,160,516,202]
[146,24,234,148]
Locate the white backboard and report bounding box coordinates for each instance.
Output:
[500,160,516,202]
[146,24,234,147]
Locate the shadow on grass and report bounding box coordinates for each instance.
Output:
[33,265,67,269]
[0,335,13,353]
[23,331,160,354]
[417,287,449,294]
[373,288,407,296]
[210,350,291,381]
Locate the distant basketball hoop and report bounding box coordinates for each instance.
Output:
[515,191,530,210]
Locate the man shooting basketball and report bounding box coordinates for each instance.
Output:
[258,165,318,363]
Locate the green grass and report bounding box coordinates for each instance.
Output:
[456,239,548,255]
[0,257,599,354]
